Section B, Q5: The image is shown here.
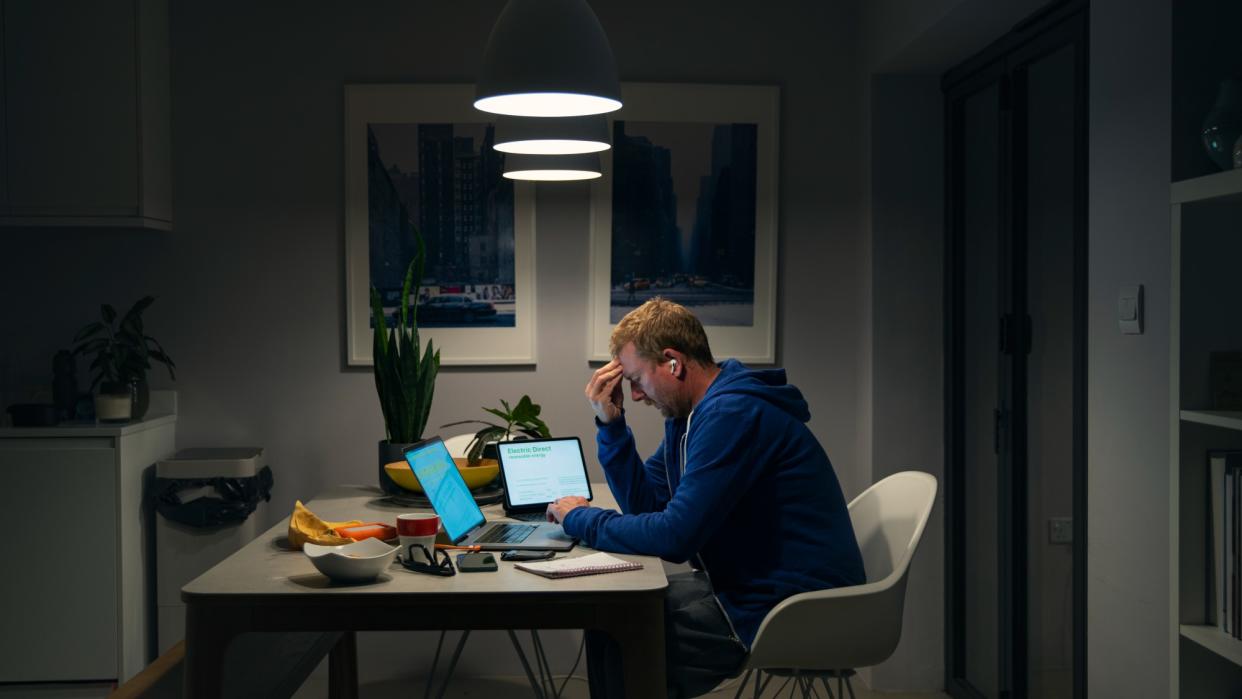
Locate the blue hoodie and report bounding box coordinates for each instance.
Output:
[562,359,865,646]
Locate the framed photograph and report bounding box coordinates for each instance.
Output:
[345,84,536,366]
[587,83,779,363]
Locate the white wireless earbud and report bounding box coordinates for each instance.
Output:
[669,359,678,374]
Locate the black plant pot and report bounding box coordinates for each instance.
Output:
[481,441,500,461]
[131,378,150,420]
[378,439,427,494]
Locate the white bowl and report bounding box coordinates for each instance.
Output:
[303,538,399,582]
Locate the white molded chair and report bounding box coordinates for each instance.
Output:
[734,471,938,699]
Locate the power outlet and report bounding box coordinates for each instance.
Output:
[1049,517,1073,544]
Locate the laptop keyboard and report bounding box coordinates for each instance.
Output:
[508,512,549,522]
[475,523,537,544]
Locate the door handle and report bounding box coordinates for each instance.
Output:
[994,408,1002,454]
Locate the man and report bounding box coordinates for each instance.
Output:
[546,298,865,698]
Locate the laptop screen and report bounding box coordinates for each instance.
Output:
[404,439,485,543]
[497,437,593,508]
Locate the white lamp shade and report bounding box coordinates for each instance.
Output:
[475,0,622,117]
[503,153,602,181]
[494,115,610,155]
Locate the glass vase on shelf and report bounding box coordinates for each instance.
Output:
[1201,78,1242,171]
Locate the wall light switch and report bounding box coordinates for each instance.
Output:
[1049,517,1073,544]
[1119,285,1143,334]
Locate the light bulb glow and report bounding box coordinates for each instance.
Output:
[503,169,603,181]
[475,92,622,117]
[495,138,610,155]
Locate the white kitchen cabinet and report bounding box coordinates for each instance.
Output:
[0,0,171,230]
[0,410,176,684]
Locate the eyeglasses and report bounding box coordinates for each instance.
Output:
[400,543,456,577]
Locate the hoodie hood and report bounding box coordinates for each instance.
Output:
[700,359,811,423]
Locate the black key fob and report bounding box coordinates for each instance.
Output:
[457,552,499,572]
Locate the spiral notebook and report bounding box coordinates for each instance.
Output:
[514,552,643,579]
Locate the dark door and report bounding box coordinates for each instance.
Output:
[944,4,1087,699]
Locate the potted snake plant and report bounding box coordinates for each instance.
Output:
[371,229,440,494]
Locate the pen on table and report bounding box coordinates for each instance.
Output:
[435,544,481,551]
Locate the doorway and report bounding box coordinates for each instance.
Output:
[943,3,1087,698]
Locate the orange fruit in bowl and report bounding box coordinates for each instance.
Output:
[383,458,500,493]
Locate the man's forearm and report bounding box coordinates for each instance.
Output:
[597,415,668,514]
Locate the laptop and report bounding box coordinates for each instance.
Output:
[403,437,577,551]
[497,436,594,522]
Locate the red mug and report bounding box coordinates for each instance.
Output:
[397,513,440,564]
[397,513,439,537]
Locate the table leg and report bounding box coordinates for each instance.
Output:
[607,596,667,699]
[183,604,242,699]
[328,631,359,699]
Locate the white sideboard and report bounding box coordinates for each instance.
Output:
[0,407,176,684]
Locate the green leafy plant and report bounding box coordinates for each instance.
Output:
[371,229,439,444]
[443,394,551,464]
[72,296,176,391]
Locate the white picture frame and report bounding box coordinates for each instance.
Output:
[587,83,779,363]
[345,84,537,366]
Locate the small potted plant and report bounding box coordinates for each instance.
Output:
[372,229,440,494]
[72,296,176,421]
[442,394,551,465]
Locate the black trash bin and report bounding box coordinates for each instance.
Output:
[151,448,272,654]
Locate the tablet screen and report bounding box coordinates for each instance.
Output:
[498,438,592,507]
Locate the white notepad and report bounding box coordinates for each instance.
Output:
[514,552,643,579]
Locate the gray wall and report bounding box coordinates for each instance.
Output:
[1086,0,1172,694]
[867,74,945,691]
[0,0,875,682]
[863,0,1177,695]
[861,0,1043,691]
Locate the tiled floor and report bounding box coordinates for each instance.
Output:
[0,672,950,698]
[294,673,950,698]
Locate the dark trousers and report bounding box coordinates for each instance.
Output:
[586,570,748,698]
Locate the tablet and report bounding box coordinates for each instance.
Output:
[496,437,593,515]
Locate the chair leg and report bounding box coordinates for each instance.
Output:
[755,670,775,699]
[843,673,856,699]
[732,669,753,699]
[818,676,836,699]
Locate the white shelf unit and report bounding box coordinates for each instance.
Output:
[1172,168,1242,694]
[1182,625,1242,669]
[1182,411,1242,432]
[0,412,176,684]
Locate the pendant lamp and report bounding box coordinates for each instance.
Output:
[494,115,610,155]
[475,0,622,117]
[503,153,602,181]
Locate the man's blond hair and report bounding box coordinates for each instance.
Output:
[609,297,715,366]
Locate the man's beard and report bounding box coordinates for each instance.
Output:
[649,397,685,419]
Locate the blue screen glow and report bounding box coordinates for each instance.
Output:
[404,440,485,542]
